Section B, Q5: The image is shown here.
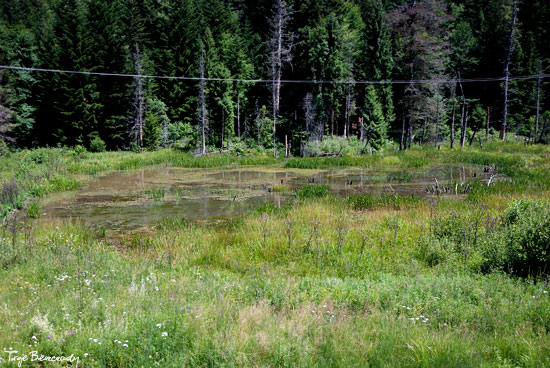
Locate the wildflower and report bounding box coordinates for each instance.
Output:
[22,320,26,325]
[84,353,89,357]
[156,323,162,328]
[46,335,50,339]
[161,332,168,337]
[122,344,128,347]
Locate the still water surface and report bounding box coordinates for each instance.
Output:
[44,164,484,230]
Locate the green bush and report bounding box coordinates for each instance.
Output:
[416,236,453,267]
[73,144,88,156]
[482,199,550,276]
[89,137,106,153]
[303,136,370,157]
[25,200,41,219]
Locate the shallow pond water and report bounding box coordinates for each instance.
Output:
[43,164,488,230]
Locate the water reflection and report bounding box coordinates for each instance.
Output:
[44,164,486,230]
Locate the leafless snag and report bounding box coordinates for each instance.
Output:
[269,0,294,157]
[500,1,518,141]
[199,46,207,155]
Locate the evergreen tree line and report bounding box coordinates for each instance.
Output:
[1,0,549,154]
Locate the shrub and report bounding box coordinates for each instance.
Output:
[89,137,106,153]
[227,137,247,155]
[416,236,453,267]
[25,200,41,219]
[303,136,370,157]
[484,199,550,276]
[74,144,88,156]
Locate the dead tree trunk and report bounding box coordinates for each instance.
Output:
[434,97,440,146]
[461,104,469,147]
[468,127,477,146]
[330,110,335,136]
[421,118,427,146]
[359,116,365,142]
[400,116,405,151]
[162,115,168,148]
[269,0,293,157]
[535,61,542,144]
[450,96,456,148]
[500,1,518,141]
[221,108,225,148]
[407,117,413,149]
[237,92,241,139]
[458,73,466,148]
[344,82,353,139]
[485,107,490,142]
[199,47,207,155]
[132,43,145,149]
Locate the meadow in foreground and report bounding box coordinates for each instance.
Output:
[1,143,550,367]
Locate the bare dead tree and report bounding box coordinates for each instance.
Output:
[0,77,15,145]
[500,1,518,141]
[485,106,490,142]
[131,43,145,149]
[450,80,456,148]
[254,103,263,146]
[304,92,321,142]
[458,72,467,147]
[221,108,225,148]
[461,104,469,147]
[162,115,168,148]
[269,0,294,157]
[344,81,355,139]
[199,46,207,155]
[434,96,441,146]
[400,115,405,150]
[237,92,241,139]
[535,60,542,143]
[390,0,452,149]
[421,118,427,146]
[407,116,414,149]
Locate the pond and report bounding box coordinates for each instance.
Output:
[43,164,487,231]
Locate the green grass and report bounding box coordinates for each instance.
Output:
[1,142,550,367]
[348,193,424,210]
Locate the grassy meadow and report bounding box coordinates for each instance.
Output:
[1,143,550,367]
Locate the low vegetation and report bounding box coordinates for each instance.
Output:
[1,143,550,367]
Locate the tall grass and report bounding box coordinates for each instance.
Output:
[1,195,550,367]
[1,143,550,366]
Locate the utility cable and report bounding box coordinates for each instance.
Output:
[1,64,549,85]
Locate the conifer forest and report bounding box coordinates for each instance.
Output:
[1,0,549,153]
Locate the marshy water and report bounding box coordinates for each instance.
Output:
[43,164,488,230]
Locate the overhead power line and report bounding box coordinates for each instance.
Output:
[1,64,549,85]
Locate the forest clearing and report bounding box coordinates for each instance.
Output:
[1,143,550,367]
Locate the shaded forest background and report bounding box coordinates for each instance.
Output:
[0,0,549,154]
